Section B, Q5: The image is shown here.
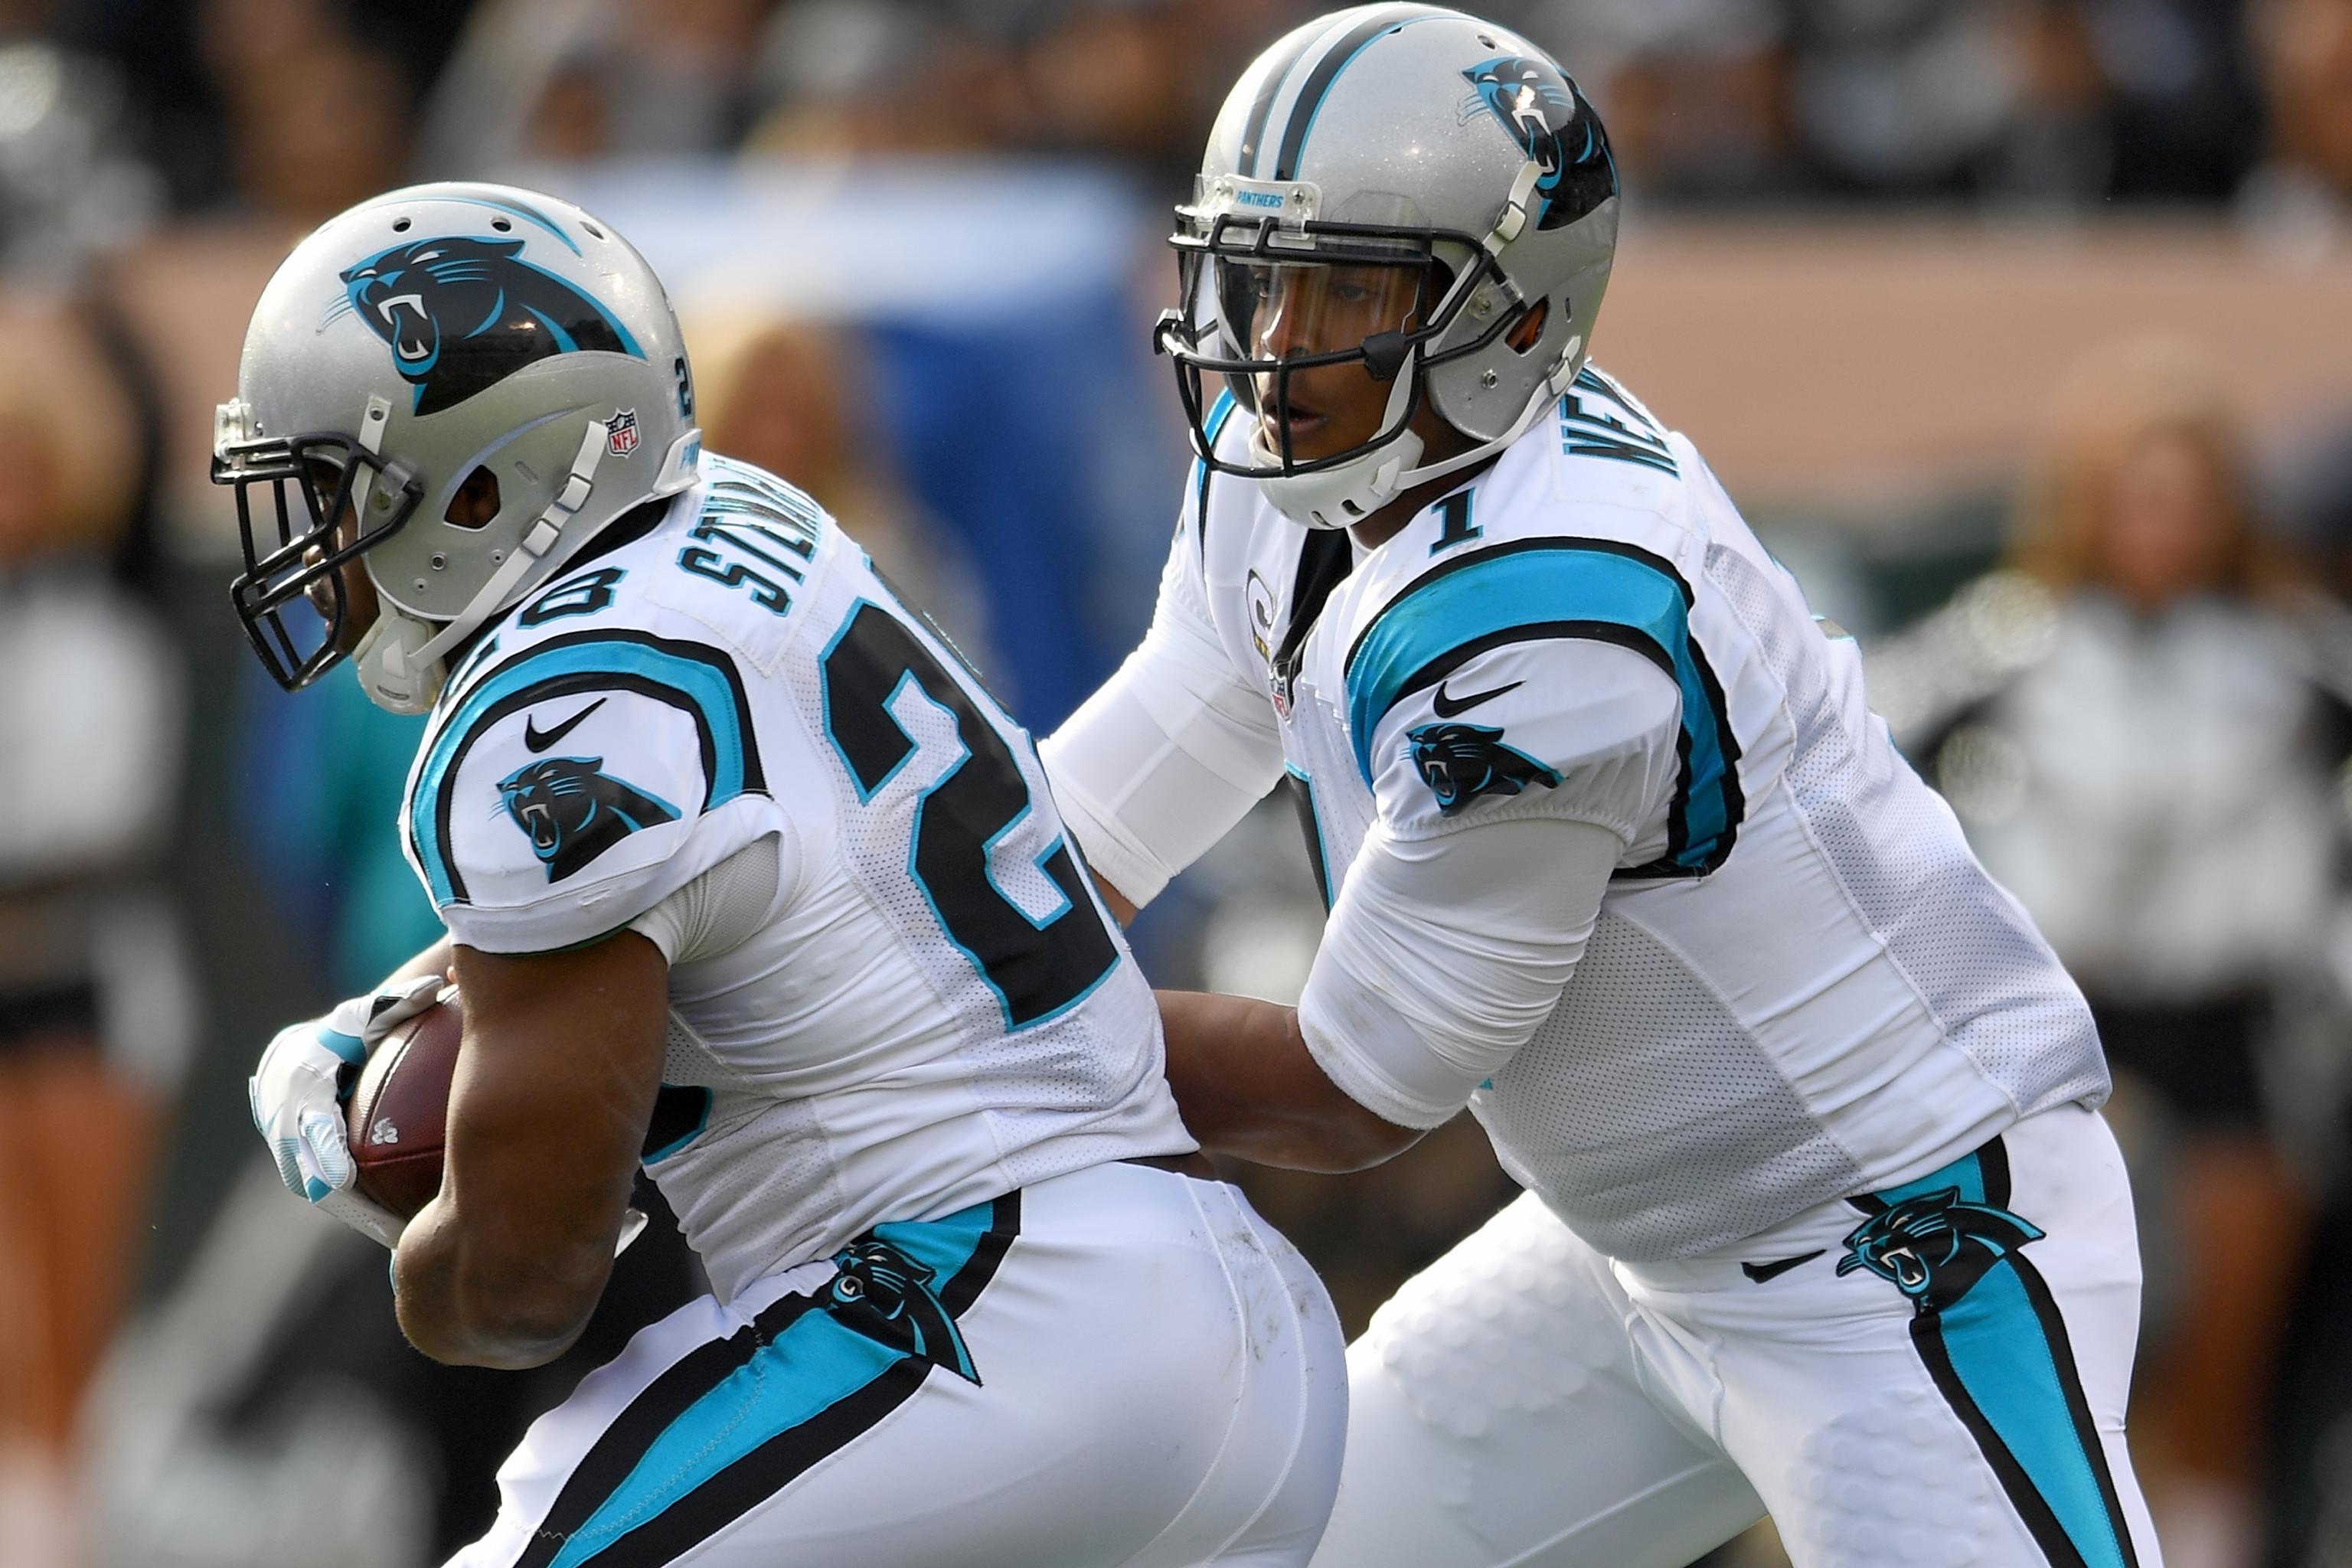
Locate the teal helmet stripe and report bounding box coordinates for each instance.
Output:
[1237,23,1328,179]
[1343,538,1743,872]
[445,193,583,254]
[1273,8,1449,181]
[505,253,644,356]
[409,632,759,905]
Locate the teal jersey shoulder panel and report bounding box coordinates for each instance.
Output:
[1342,537,1742,873]
[410,629,761,904]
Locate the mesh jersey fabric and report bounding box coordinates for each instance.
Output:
[1051,366,2108,1260]
[402,455,1192,1298]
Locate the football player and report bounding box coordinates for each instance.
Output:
[224,183,1344,1567]
[1040,8,2161,1566]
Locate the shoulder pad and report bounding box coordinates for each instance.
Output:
[403,629,773,949]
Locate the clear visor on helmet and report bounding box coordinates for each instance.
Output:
[214,429,423,691]
[1156,211,1515,481]
[1223,257,1428,472]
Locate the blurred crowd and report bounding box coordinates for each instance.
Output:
[5,2,2352,1567]
[9,0,2352,240]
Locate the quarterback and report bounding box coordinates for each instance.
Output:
[220,183,1344,1566]
[1042,7,2161,1566]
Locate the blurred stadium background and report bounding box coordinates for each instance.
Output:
[6,0,2352,1563]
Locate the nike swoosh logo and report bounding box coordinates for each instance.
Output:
[524,697,607,753]
[1740,1249,1824,1285]
[1431,678,1523,719]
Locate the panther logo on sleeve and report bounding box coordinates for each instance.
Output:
[496,756,679,881]
[330,237,642,415]
[1409,721,1563,816]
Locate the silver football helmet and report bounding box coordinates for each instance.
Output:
[213,182,701,712]
[1157,5,1619,528]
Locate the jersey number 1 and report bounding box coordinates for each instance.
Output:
[822,603,1119,1028]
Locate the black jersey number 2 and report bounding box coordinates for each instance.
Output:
[821,602,1119,1028]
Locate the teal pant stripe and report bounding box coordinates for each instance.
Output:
[1855,1142,2138,1568]
[547,1311,903,1568]
[545,1196,1001,1568]
[1341,541,1739,869]
[1933,1263,2133,1568]
[865,1199,999,1287]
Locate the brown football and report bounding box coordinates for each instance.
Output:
[345,985,463,1220]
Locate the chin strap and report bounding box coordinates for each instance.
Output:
[1257,348,1576,531]
[1395,351,1580,482]
[357,418,611,714]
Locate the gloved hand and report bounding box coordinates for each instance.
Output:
[250,974,446,1247]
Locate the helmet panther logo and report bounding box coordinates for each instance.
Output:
[1459,54,1618,230]
[495,755,679,883]
[1409,721,1562,816]
[1837,1187,2046,1314]
[826,1239,979,1383]
[332,237,643,416]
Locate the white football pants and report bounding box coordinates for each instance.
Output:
[446,1162,1347,1568]
[1311,1106,2161,1568]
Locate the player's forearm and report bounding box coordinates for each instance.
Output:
[392,1195,603,1368]
[1155,989,1419,1171]
[394,937,665,1367]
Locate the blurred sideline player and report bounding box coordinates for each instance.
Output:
[1040,8,2161,1566]
[218,182,1344,1567]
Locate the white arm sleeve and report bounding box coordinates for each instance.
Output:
[1296,814,1622,1129]
[1041,521,1284,909]
[626,832,791,965]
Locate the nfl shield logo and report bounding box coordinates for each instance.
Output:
[606,409,640,457]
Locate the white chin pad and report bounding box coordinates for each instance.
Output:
[351,608,446,714]
[1258,431,1423,529]
[1253,365,1423,529]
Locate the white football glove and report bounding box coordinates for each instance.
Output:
[250,974,446,1248]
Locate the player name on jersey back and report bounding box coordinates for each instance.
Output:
[399,454,1193,1300]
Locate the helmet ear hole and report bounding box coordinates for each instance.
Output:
[1507,298,1550,356]
[444,466,501,529]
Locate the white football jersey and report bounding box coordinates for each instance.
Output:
[1093,368,2109,1261]
[399,455,1192,1300]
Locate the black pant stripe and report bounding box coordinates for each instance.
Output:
[939,1191,1021,1316]
[512,1290,827,1568]
[1980,1136,2014,1208]
[513,1192,1023,1568]
[581,1359,934,1567]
